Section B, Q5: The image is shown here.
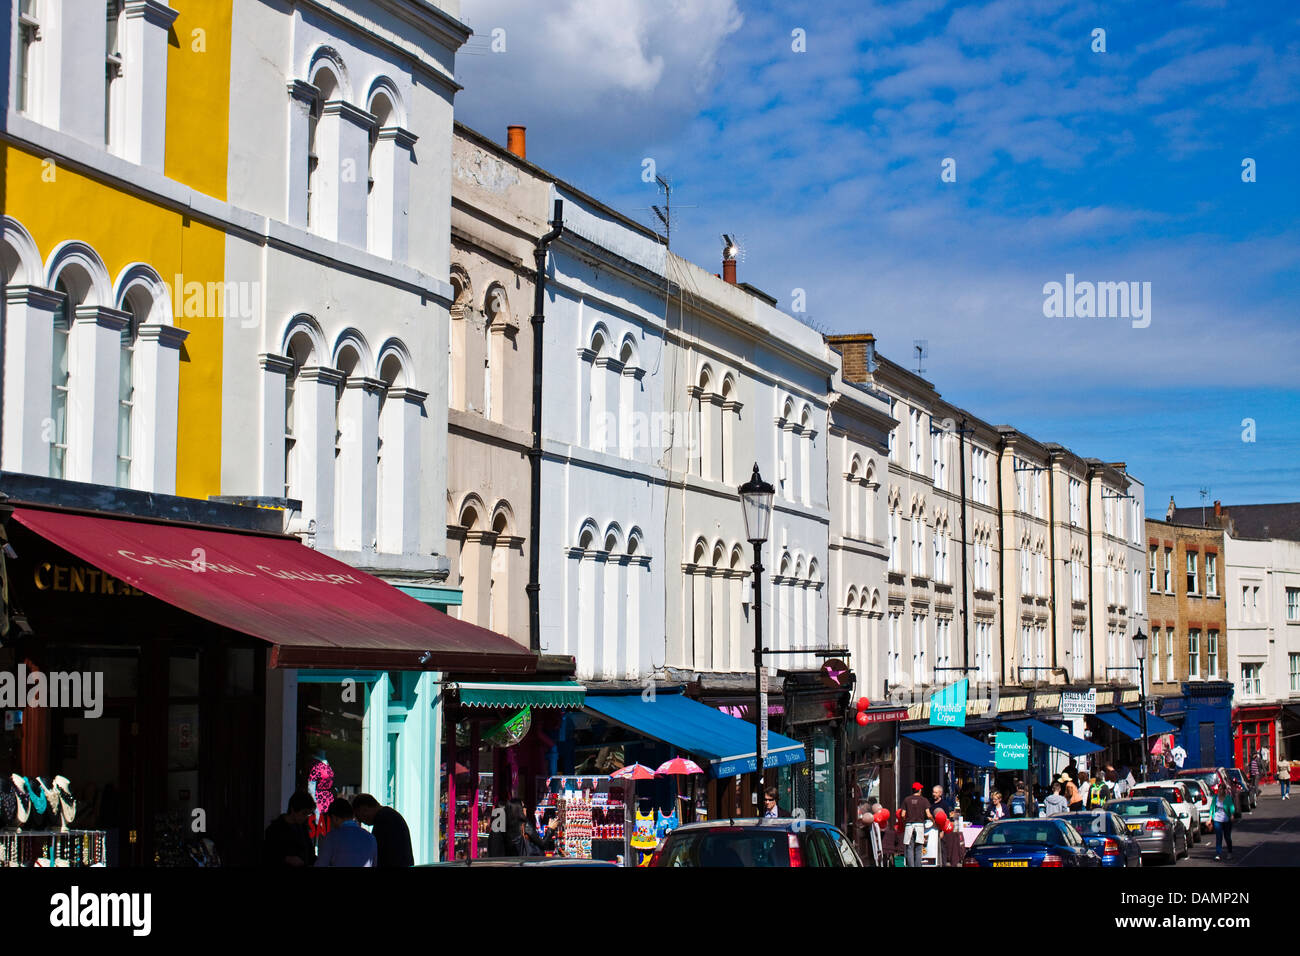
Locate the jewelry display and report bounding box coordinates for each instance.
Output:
[0,773,107,865]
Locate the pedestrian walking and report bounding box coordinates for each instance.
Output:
[1248,752,1261,791]
[1210,784,1234,860]
[1009,780,1030,817]
[1063,773,1084,812]
[353,793,414,867]
[901,782,932,868]
[1279,759,1291,800]
[984,790,1007,824]
[1289,760,1300,801]
[263,791,317,867]
[1088,771,1111,809]
[1044,782,1069,815]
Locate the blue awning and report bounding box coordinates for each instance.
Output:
[583,692,806,778]
[1120,708,1177,735]
[1001,718,1103,757]
[902,729,995,768]
[1092,710,1142,740]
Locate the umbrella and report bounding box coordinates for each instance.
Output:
[611,763,657,780]
[655,757,703,776]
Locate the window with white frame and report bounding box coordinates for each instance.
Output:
[1036,548,1045,596]
[1151,630,1161,682]
[933,529,941,584]
[936,619,950,677]
[17,0,39,114]
[1032,470,1043,518]
[1166,627,1175,680]
[1020,624,1032,672]
[1188,629,1200,679]
[1149,547,1158,592]
[1208,630,1219,677]
[932,429,944,490]
[888,611,901,685]
[1186,550,1198,595]
[912,614,927,684]
[1164,548,1173,592]
[1115,498,1124,539]
[105,2,123,150]
[50,283,72,479]
[1286,588,1298,621]
[1103,498,1112,534]
[1205,552,1217,596]
[940,531,949,585]
[888,426,897,462]
[116,310,136,487]
[912,513,924,576]
[1071,626,1084,679]
[1290,653,1300,693]
[889,510,900,572]
[1252,586,1260,620]
[1020,547,1030,594]
[1241,662,1262,698]
[1069,478,1081,525]
[1015,461,1028,512]
[910,409,923,473]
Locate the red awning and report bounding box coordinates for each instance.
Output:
[10,507,536,673]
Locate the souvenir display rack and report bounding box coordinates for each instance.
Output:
[535,775,629,864]
[0,830,107,867]
[438,771,495,860]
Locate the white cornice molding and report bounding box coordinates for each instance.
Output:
[122,0,179,27]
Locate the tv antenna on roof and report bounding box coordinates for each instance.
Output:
[913,339,928,376]
[1199,487,1210,527]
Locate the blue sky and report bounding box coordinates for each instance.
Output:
[454,0,1300,513]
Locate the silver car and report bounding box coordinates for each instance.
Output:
[1105,797,1189,865]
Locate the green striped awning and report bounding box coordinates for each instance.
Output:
[452,681,586,709]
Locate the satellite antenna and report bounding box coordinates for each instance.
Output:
[913,339,928,376]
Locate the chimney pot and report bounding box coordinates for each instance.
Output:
[1213,500,1221,517]
[723,259,737,284]
[507,125,526,160]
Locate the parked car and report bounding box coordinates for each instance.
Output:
[649,818,862,867]
[1130,782,1200,841]
[1105,797,1189,865]
[1227,768,1257,811]
[1175,778,1213,834]
[1058,811,1144,867]
[961,818,1101,868]
[1176,768,1238,822]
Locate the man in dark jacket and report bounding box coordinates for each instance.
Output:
[264,791,317,867]
[354,793,414,867]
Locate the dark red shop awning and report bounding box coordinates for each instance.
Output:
[11,507,536,674]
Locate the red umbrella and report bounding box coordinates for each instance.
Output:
[655,757,704,776]
[611,763,657,780]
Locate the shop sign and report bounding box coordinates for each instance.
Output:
[860,708,908,724]
[995,732,1030,769]
[929,680,968,727]
[1062,689,1097,715]
[998,695,1028,714]
[759,668,768,769]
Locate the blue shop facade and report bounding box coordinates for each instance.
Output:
[1155,681,1235,769]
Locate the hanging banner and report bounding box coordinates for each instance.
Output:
[995,732,1030,769]
[929,680,969,727]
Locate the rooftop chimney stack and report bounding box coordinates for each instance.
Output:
[507,125,526,160]
[826,334,877,384]
[722,234,738,284]
[1214,500,1222,518]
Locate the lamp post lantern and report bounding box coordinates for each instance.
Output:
[739,463,775,814]
[1132,628,1150,782]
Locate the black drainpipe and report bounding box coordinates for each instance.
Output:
[527,199,564,652]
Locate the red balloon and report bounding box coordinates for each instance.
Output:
[943,821,954,833]
[855,711,869,726]
[856,697,871,711]
[874,808,890,824]
[933,809,948,828]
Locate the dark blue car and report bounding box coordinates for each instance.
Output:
[962,818,1101,868]
[1058,811,1144,867]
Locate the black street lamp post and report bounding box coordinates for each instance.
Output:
[739,463,775,815]
[1132,628,1150,782]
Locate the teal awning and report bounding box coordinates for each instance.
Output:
[453,680,585,709]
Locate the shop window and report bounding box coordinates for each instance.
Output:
[297,681,366,840]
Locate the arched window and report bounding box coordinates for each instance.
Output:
[115,288,145,487]
[366,87,395,253]
[305,63,340,231]
[284,329,315,499]
[50,277,73,478]
[105,2,123,150]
